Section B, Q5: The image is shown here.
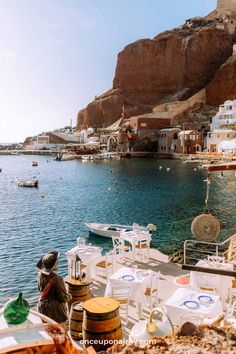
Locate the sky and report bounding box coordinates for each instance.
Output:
[0,0,216,143]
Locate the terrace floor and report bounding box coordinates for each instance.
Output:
[72,248,187,348]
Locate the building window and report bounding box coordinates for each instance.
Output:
[173,133,178,139]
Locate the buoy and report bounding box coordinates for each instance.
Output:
[159,166,163,170]
[191,213,220,242]
[40,193,45,199]
[107,187,111,191]
[167,168,170,172]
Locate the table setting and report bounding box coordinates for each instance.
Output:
[164,288,223,325]
[105,266,152,318]
[120,231,152,261]
[190,258,234,303]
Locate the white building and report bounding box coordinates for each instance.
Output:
[207,129,236,152]
[211,100,236,130]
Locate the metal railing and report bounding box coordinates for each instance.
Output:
[183,234,235,264]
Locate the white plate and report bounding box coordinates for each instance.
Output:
[121,275,135,281]
[198,295,214,304]
[183,301,200,310]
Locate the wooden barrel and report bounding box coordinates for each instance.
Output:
[69,302,83,340]
[82,297,122,351]
[65,276,92,308]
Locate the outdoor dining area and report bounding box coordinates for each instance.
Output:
[65,232,236,351]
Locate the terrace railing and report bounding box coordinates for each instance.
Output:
[183,234,234,265]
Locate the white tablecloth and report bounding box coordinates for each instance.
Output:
[165,288,223,326]
[120,231,152,261]
[190,259,234,301]
[105,267,152,304]
[66,245,102,278]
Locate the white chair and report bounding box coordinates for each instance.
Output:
[225,299,236,327]
[144,271,160,308]
[207,255,225,264]
[227,234,236,262]
[95,250,114,279]
[112,236,131,262]
[228,279,236,310]
[194,271,220,297]
[135,236,151,262]
[110,279,131,324]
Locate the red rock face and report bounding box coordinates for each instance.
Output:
[77,27,233,129]
[206,56,236,105]
[113,28,232,104]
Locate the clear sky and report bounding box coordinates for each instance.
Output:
[0,0,216,143]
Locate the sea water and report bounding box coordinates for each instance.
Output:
[0,155,235,305]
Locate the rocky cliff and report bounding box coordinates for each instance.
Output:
[206,55,236,105]
[77,17,234,129]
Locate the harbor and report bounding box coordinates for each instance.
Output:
[1,0,236,351]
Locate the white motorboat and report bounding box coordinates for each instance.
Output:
[85,222,156,238]
[31,160,38,166]
[15,178,38,187]
[81,155,95,161]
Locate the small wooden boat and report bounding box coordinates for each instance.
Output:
[15,179,38,188]
[85,222,156,238]
[31,161,38,167]
[0,308,81,353]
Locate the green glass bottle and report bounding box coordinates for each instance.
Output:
[3,292,30,324]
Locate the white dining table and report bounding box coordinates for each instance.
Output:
[190,259,234,304]
[66,245,102,278]
[164,288,223,326]
[120,231,152,262]
[105,266,152,319]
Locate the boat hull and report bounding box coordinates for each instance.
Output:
[85,223,149,238]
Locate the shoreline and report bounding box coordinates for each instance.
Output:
[0,150,235,162]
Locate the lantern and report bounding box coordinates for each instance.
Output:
[71,254,82,280]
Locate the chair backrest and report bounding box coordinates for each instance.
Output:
[132,223,139,232]
[105,250,114,267]
[195,272,219,294]
[207,255,225,264]
[228,234,236,262]
[136,235,151,248]
[110,279,131,302]
[150,271,160,292]
[112,236,125,254]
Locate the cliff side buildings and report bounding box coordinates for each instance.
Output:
[207,100,236,153]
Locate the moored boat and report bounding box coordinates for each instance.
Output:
[15,178,38,188]
[85,222,156,238]
[31,160,38,166]
[81,155,95,161]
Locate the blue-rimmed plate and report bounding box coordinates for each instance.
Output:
[198,295,214,304]
[121,275,135,281]
[183,301,200,309]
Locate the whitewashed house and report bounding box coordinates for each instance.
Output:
[207,129,236,152]
[211,100,236,130]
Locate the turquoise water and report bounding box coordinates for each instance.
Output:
[0,155,235,306]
